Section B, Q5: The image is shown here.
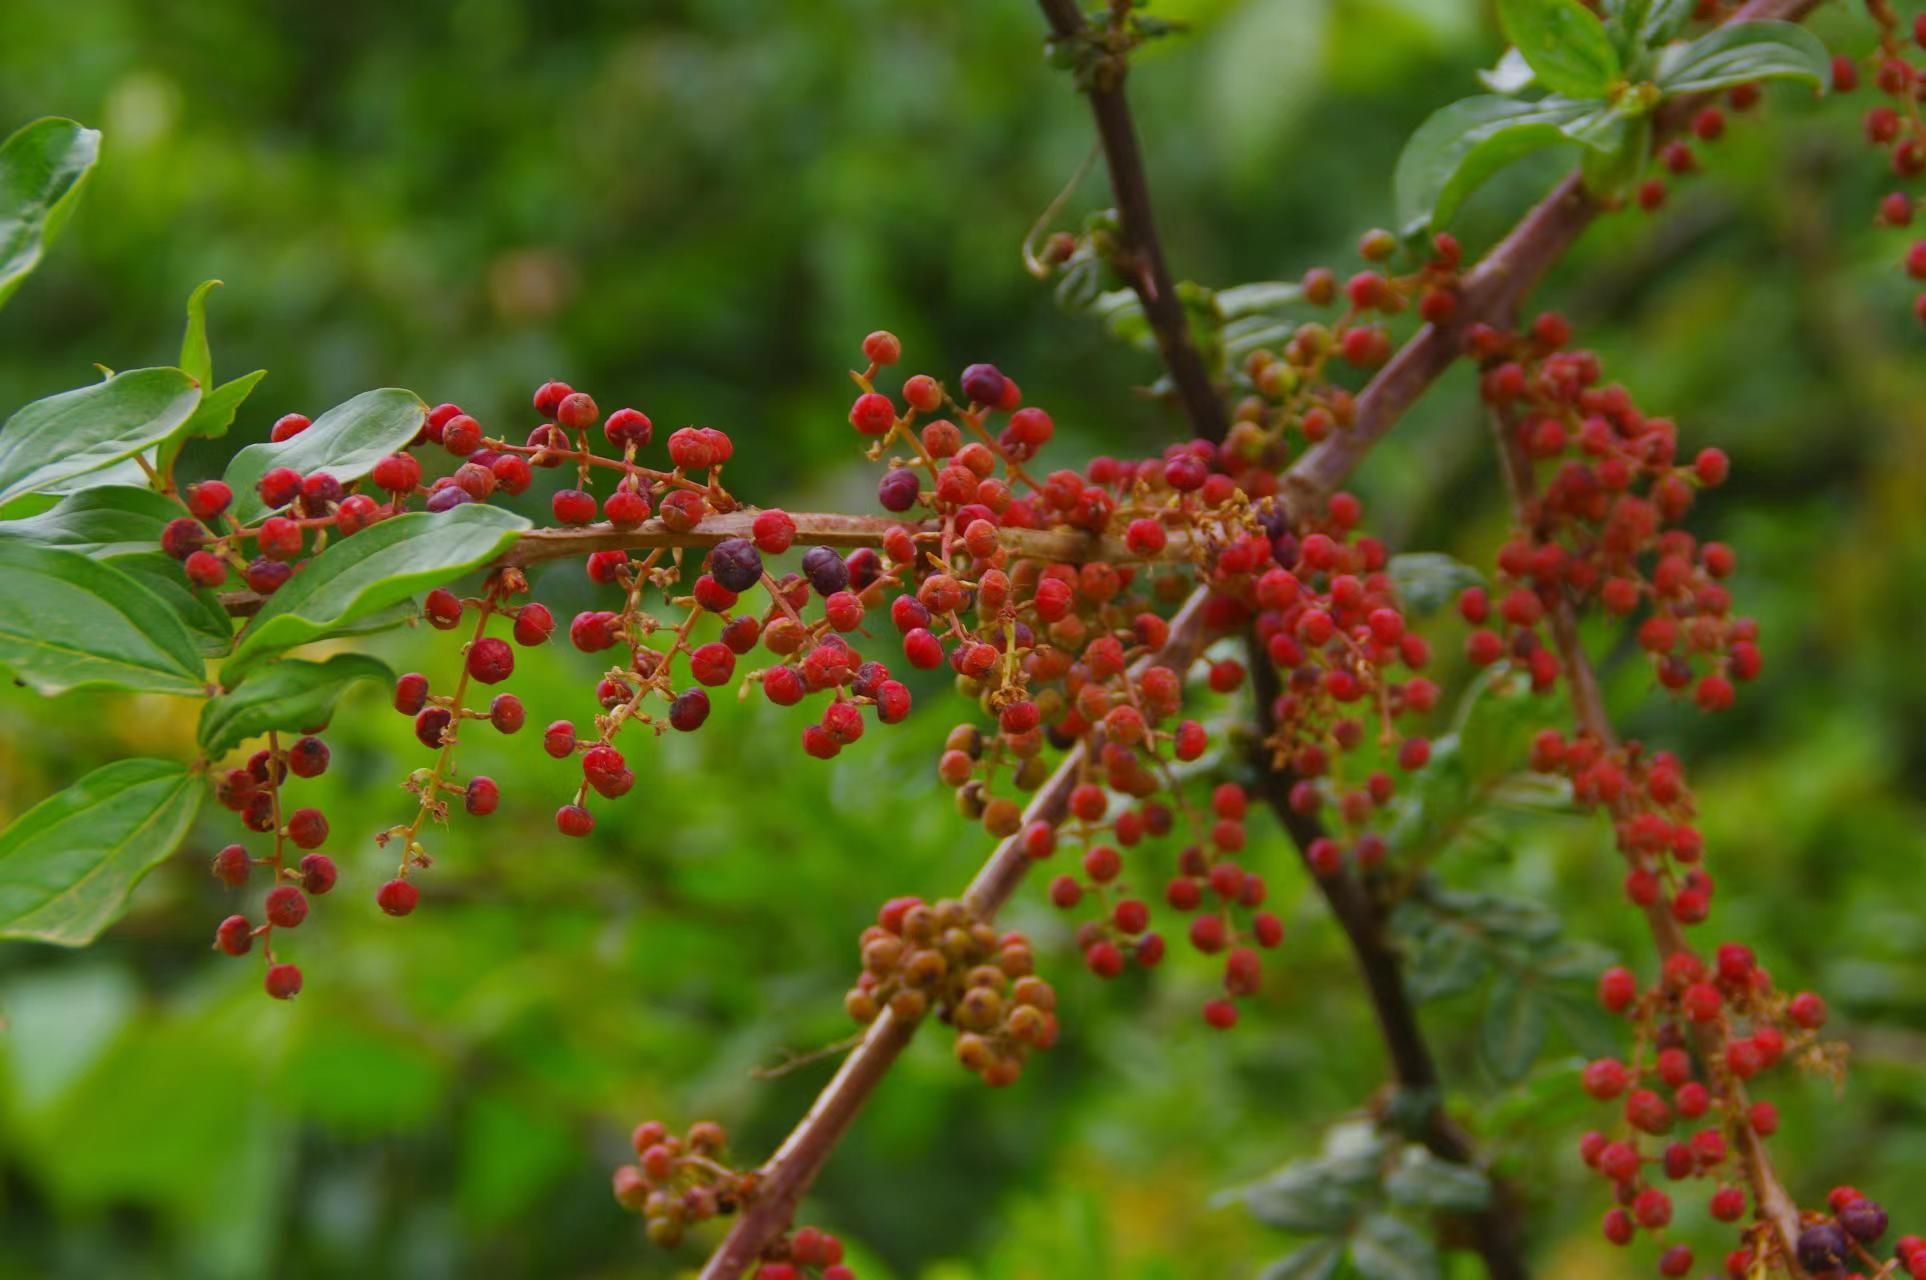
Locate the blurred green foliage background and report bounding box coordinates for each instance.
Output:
[1,1,1923,1277]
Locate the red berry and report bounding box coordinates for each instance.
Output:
[376,878,419,916]
[264,962,303,999]
[214,914,253,955]
[265,885,308,928]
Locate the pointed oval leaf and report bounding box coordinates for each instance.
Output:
[0,118,101,311]
[0,484,180,557]
[0,368,202,506]
[1384,1146,1493,1213]
[226,504,528,673]
[198,653,393,756]
[223,388,426,522]
[0,540,206,695]
[179,279,219,389]
[111,553,234,657]
[0,759,203,946]
[1394,95,1592,233]
[1655,21,1830,95]
[1497,0,1622,99]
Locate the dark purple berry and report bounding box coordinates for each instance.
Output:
[708,537,764,593]
[801,546,848,596]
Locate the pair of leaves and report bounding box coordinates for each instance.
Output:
[0,117,99,312]
[1396,9,1828,232]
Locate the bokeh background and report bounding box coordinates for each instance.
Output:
[1,1,1923,1277]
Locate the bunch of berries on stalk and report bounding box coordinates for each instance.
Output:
[1580,941,1855,1276]
[845,896,1058,1085]
[207,731,337,998]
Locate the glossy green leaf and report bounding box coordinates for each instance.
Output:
[163,277,265,470]
[198,653,392,755]
[0,540,206,696]
[0,117,100,311]
[223,388,426,522]
[179,280,219,389]
[0,368,201,507]
[0,759,203,946]
[1387,552,1483,616]
[0,485,180,558]
[226,504,528,673]
[1481,971,1547,1083]
[1496,0,1621,99]
[1655,21,1830,95]
[110,553,234,657]
[1393,95,1591,233]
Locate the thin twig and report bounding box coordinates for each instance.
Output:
[1036,0,1229,443]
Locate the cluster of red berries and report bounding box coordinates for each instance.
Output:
[1239,231,1467,407]
[378,569,534,901]
[845,896,1058,1086]
[1579,942,1859,1275]
[1530,732,1727,925]
[1242,496,1437,855]
[1464,313,1759,714]
[1840,0,1926,322]
[612,1121,855,1276]
[207,732,337,998]
[1039,779,1283,1029]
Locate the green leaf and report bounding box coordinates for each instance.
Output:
[226,504,528,673]
[223,387,426,522]
[1236,1161,1368,1234]
[1350,1211,1440,1280]
[1655,21,1830,95]
[0,759,203,946]
[174,369,266,456]
[1258,1239,1344,1280]
[1496,0,1621,99]
[179,280,219,389]
[162,275,265,470]
[0,540,206,696]
[1481,971,1548,1083]
[0,118,100,311]
[0,368,202,507]
[0,485,180,557]
[198,653,392,756]
[1384,1146,1493,1213]
[111,553,234,657]
[1394,95,1592,233]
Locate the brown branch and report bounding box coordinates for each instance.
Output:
[1037,0,1229,443]
[698,587,1217,1278]
[1248,649,1529,1280]
[1486,410,1806,1274]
